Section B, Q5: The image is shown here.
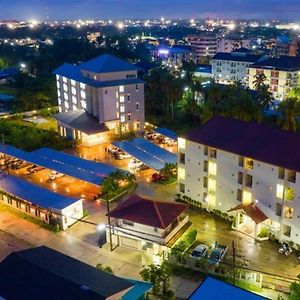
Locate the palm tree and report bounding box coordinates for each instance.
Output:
[253,73,268,90]
[277,97,300,131]
[256,85,274,111]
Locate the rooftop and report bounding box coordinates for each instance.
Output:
[212,52,265,63]
[250,55,300,71]
[0,246,133,300]
[109,194,188,229]
[189,276,266,300]
[184,116,300,172]
[54,109,109,135]
[0,174,79,211]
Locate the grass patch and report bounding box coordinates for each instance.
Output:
[0,202,60,232]
[222,277,263,293]
[161,177,177,185]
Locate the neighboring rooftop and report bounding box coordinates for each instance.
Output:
[54,109,109,135]
[249,55,300,71]
[232,47,251,53]
[212,52,265,63]
[189,276,266,300]
[109,194,188,229]
[184,115,300,172]
[0,246,133,300]
[0,174,79,210]
[0,68,20,80]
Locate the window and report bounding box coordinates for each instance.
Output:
[208,161,217,175]
[64,92,68,100]
[57,90,61,97]
[63,77,67,83]
[126,74,136,78]
[245,158,254,170]
[238,172,243,184]
[203,192,208,202]
[120,95,125,103]
[179,183,185,193]
[178,167,185,180]
[203,176,208,188]
[135,84,139,91]
[120,105,125,113]
[276,203,282,216]
[80,90,86,99]
[71,87,76,95]
[128,113,131,121]
[120,114,126,123]
[245,174,253,188]
[283,207,293,220]
[56,81,60,88]
[178,138,186,150]
[179,152,185,164]
[80,83,85,89]
[284,187,295,201]
[276,184,284,199]
[238,156,244,167]
[203,160,208,172]
[136,122,140,130]
[208,178,216,192]
[136,103,139,111]
[287,170,296,183]
[242,190,252,204]
[63,84,68,92]
[104,90,108,95]
[209,148,217,159]
[283,224,291,237]
[72,96,77,104]
[237,189,242,201]
[81,100,87,109]
[204,145,208,156]
[119,85,124,92]
[127,95,130,102]
[65,101,69,109]
[278,167,285,180]
[71,79,76,86]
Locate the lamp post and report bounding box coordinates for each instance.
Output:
[106,197,114,251]
[97,223,107,248]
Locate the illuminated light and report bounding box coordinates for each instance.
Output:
[243,190,252,204]
[178,167,185,180]
[208,178,216,192]
[117,22,124,30]
[7,23,14,29]
[255,199,259,204]
[208,161,217,176]
[76,24,81,28]
[178,138,186,150]
[184,86,189,92]
[97,224,106,231]
[276,184,284,199]
[66,188,70,193]
[81,194,86,198]
[158,49,169,55]
[228,23,236,30]
[219,202,221,206]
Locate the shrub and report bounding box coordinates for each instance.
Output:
[257,227,269,238]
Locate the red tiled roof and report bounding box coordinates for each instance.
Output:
[228,203,268,224]
[184,115,300,172]
[109,194,188,229]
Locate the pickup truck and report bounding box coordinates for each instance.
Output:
[208,243,228,265]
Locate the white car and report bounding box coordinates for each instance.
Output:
[48,171,64,180]
[190,244,209,259]
[128,159,143,169]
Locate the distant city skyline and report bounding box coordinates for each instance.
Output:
[0,0,299,21]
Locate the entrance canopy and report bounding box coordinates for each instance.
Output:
[228,203,268,224]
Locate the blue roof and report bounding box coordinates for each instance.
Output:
[130,138,177,164]
[0,174,79,210]
[0,93,15,102]
[153,127,177,141]
[122,279,152,300]
[0,68,19,79]
[32,148,117,177]
[79,54,141,73]
[0,145,104,185]
[112,141,165,171]
[53,63,144,88]
[189,277,266,300]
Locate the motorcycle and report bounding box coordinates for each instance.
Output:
[279,242,292,256]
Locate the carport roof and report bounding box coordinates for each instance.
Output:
[153,127,177,141]
[0,174,79,210]
[0,145,104,185]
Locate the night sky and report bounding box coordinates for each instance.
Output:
[0,0,299,20]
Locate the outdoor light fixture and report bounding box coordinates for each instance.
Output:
[97,224,107,248]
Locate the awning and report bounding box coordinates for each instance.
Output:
[228,203,268,224]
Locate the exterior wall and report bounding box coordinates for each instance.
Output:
[177,137,300,244]
[60,200,83,230]
[217,38,251,53]
[247,67,300,100]
[212,59,251,83]
[186,35,217,60]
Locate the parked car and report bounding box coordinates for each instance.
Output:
[48,171,64,180]
[152,172,165,182]
[128,159,143,169]
[26,165,45,174]
[114,151,130,160]
[190,244,209,259]
[108,145,119,154]
[208,243,228,265]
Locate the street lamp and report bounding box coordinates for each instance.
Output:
[97,223,107,248]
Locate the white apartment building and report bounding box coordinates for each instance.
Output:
[217,37,251,53]
[211,49,267,84]
[53,54,145,146]
[177,116,300,245]
[185,34,217,61]
[247,56,300,100]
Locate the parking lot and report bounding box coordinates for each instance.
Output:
[2,156,100,201]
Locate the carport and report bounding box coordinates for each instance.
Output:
[153,127,177,141]
[0,145,110,186]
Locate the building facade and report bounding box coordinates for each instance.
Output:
[177,116,300,245]
[185,34,217,61]
[217,37,251,53]
[54,54,145,146]
[211,49,267,84]
[247,56,300,100]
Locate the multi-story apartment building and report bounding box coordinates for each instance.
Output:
[177,116,300,244]
[211,49,267,84]
[185,34,217,61]
[217,36,251,53]
[53,54,145,146]
[247,56,300,100]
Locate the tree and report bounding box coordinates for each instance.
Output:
[288,86,300,100]
[140,262,173,297]
[96,264,113,274]
[253,73,268,90]
[277,97,300,131]
[256,85,274,111]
